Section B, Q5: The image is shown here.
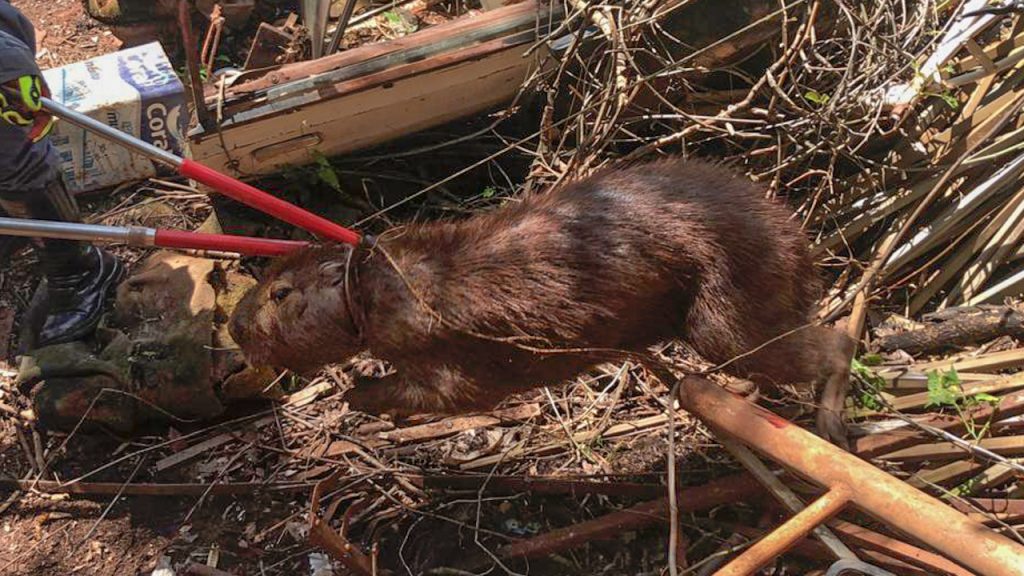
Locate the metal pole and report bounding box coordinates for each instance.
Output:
[0,217,308,257]
[717,435,858,561]
[179,0,215,131]
[677,376,1024,576]
[326,0,359,54]
[715,486,851,576]
[24,95,363,245]
[0,217,155,246]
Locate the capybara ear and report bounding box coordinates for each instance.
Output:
[316,246,354,288]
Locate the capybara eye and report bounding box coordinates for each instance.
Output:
[271,286,293,303]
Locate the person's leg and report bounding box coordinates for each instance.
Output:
[0,174,124,348]
[0,203,27,260]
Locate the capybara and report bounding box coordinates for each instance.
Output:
[229,158,854,444]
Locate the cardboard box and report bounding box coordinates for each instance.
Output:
[42,42,189,193]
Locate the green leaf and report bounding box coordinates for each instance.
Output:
[384,10,401,23]
[804,90,830,106]
[481,186,497,198]
[850,358,886,410]
[925,368,962,408]
[973,393,1001,405]
[311,150,341,191]
[939,92,959,110]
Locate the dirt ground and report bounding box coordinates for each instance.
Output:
[11,0,123,67]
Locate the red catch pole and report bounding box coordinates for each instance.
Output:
[32,93,362,246]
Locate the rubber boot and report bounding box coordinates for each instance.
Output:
[0,178,124,348]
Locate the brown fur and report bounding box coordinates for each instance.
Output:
[229,158,853,443]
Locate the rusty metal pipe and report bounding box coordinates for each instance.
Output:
[717,435,857,561]
[715,485,851,576]
[678,376,1024,576]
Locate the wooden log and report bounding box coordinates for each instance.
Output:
[877,306,1024,355]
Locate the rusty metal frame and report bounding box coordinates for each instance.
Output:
[676,376,1024,576]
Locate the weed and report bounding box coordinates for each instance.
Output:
[925,367,1000,441]
[803,90,830,106]
[851,357,886,411]
[312,150,342,191]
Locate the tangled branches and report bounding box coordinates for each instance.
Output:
[527,0,942,223]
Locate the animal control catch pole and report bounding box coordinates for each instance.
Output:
[0,217,309,257]
[33,94,363,246]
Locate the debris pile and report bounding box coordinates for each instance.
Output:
[9,0,1024,575]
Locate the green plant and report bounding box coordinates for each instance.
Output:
[851,357,887,411]
[311,150,342,191]
[803,90,830,106]
[925,367,1000,441]
[481,186,497,199]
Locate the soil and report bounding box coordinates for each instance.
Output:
[10,0,123,68]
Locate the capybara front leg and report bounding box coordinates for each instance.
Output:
[815,329,856,449]
[345,369,474,417]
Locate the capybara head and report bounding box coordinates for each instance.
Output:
[228,245,363,375]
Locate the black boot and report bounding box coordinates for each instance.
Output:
[0,178,125,348]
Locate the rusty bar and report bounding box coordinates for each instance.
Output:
[714,486,851,576]
[678,376,1024,576]
[827,519,974,576]
[179,0,215,131]
[420,474,669,499]
[498,473,763,560]
[718,435,856,561]
[728,525,932,576]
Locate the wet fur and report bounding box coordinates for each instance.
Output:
[230,158,853,443]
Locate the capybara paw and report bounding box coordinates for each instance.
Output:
[344,385,388,416]
[815,407,850,451]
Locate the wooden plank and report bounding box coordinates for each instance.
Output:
[915,348,1024,375]
[858,372,1024,414]
[156,416,275,471]
[956,458,1024,494]
[217,0,551,97]
[907,459,986,489]
[460,413,677,470]
[968,266,1024,305]
[949,497,1024,522]
[882,435,1024,462]
[855,388,1024,458]
[190,39,540,176]
[879,370,995,391]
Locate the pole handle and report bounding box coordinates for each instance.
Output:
[155,229,309,257]
[179,159,362,246]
